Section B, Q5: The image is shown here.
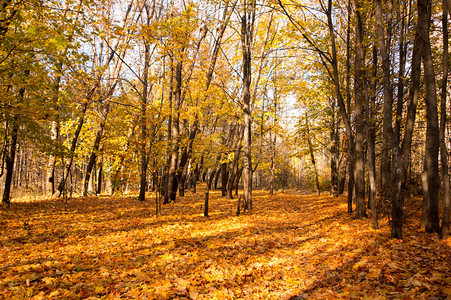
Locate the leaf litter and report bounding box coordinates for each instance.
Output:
[0,190,450,299]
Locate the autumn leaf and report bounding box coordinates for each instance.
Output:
[0,190,449,299]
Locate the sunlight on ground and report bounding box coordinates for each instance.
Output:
[0,189,450,299]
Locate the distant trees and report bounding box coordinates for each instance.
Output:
[0,0,292,208]
[278,0,450,239]
[0,0,449,240]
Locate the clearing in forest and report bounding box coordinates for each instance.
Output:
[0,189,450,299]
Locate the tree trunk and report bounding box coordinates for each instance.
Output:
[47,119,59,196]
[165,2,231,202]
[235,167,243,196]
[440,0,450,239]
[193,161,199,193]
[163,59,173,204]
[179,173,186,196]
[339,164,346,195]
[58,83,98,197]
[228,126,244,199]
[112,125,135,194]
[155,171,162,216]
[175,122,197,197]
[82,96,112,196]
[390,0,424,238]
[167,59,182,202]
[375,0,396,226]
[167,25,208,201]
[213,167,220,190]
[2,78,27,205]
[240,0,255,211]
[96,158,103,195]
[368,46,378,228]
[379,0,394,207]
[330,99,339,197]
[2,120,19,206]
[306,118,320,195]
[204,170,212,217]
[326,0,354,212]
[420,0,440,233]
[47,62,62,196]
[139,24,151,202]
[270,132,276,195]
[353,0,367,219]
[376,0,407,236]
[345,0,354,213]
[395,0,410,143]
[221,162,228,196]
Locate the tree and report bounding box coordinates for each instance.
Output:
[352,0,367,220]
[440,0,450,239]
[1,1,74,204]
[240,0,256,211]
[419,0,440,234]
[374,0,395,230]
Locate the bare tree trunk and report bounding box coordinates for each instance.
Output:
[330,98,339,197]
[388,0,424,238]
[47,121,59,196]
[240,0,255,211]
[345,0,354,213]
[326,0,354,212]
[402,15,423,186]
[2,120,18,206]
[395,0,410,142]
[96,156,103,195]
[167,59,182,202]
[270,132,276,195]
[204,170,212,217]
[368,46,377,228]
[353,0,367,219]
[420,0,440,233]
[440,0,450,239]
[2,77,27,205]
[139,8,152,202]
[379,0,394,209]
[47,62,63,196]
[235,167,243,196]
[306,118,320,195]
[221,162,228,196]
[376,0,408,236]
[163,58,173,204]
[228,128,243,199]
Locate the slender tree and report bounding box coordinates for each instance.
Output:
[240,0,256,210]
[440,0,450,239]
[420,0,440,233]
[138,2,153,202]
[352,0,367,219]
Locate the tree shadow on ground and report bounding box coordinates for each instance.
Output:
[1,187,449,299]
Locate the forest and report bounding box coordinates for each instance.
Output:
[1,0,451,298]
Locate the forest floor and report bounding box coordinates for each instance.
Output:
[0,188,450,300]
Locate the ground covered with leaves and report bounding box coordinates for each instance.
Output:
[1,189,450,299]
